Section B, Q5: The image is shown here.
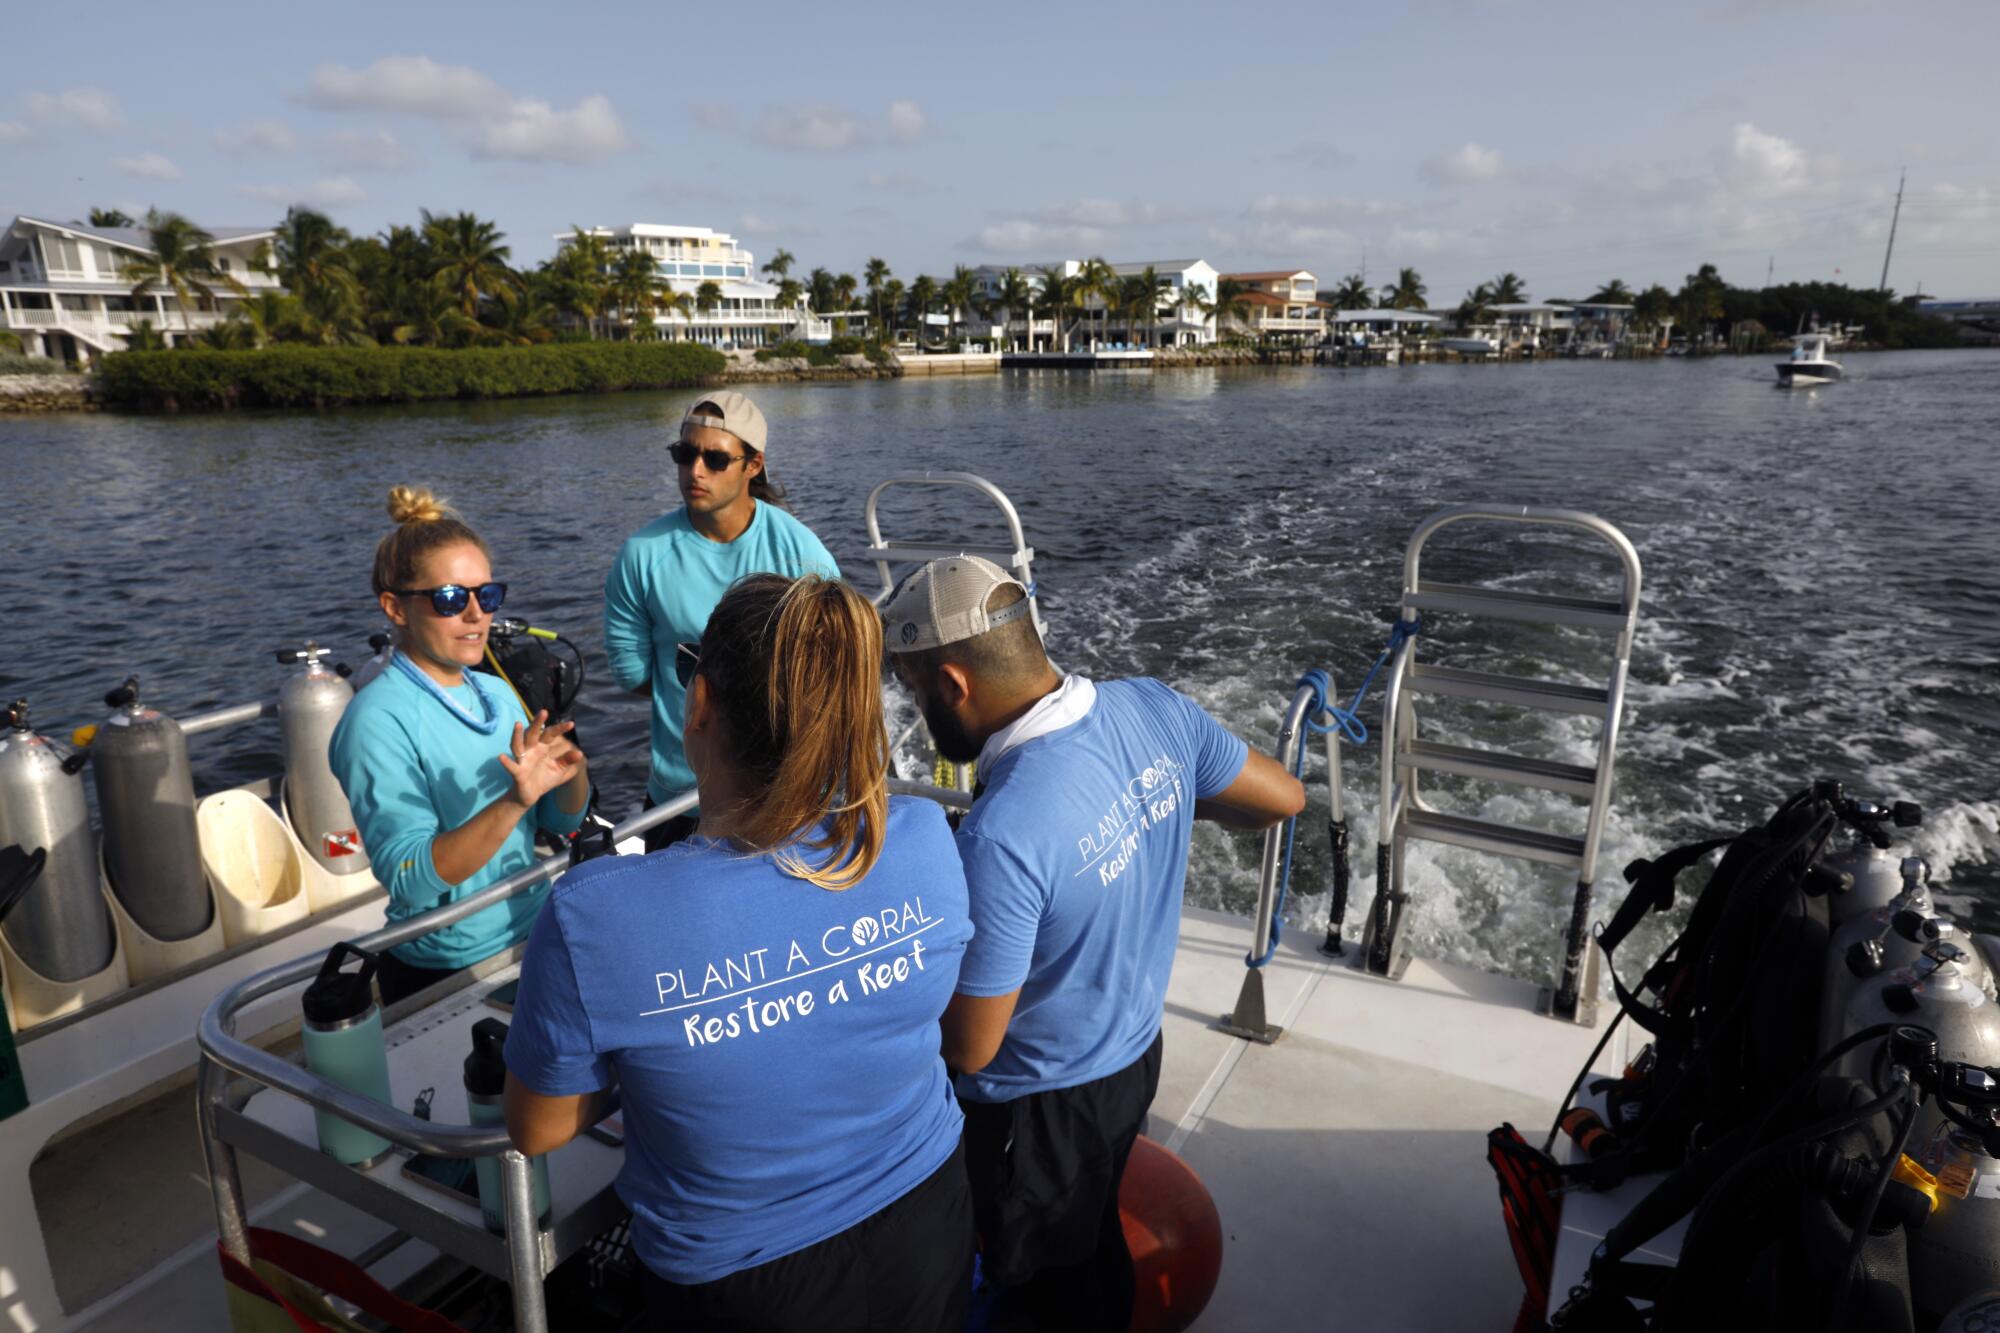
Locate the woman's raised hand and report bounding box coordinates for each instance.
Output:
[499,711,587,808]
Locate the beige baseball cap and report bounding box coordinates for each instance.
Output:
[681,390,768,454]
[883,555,1035,654]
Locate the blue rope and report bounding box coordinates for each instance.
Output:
[1247,618,1421,969]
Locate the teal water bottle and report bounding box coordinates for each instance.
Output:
[465,1016,550,1232]
[299,943,395,1168]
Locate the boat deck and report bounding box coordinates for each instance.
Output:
[59,906,1627,1332]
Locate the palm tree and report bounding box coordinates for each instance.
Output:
[1489,272,1527,305]
[422,209,517,320]
[1332,272,1373,309]
[761,248,795,282]
[1210,277,1252,341]
[905,275,938,344]
[943,265,982,344]
[0,329,23,354]
[391,283,479,347]
[774,277,805,337]
[1587,279,1634,305]
[863,257,891,334]
[546,228,614,338]
[1457,283,1495,327]
[273,207,355,299]
[879,279,905,339]
[195,318,258,351]
[490,293,558,345]
[693,279,724,341]
[654,286,695,339]
[1035,269,1073,351]
[89,208,136,228]
[995,267,1034,350]
[1633,284,1673,336]
[1117,266,1170,348]
[808,267,837,320]
[832,273,858,333]
[121,210,243,341]
[1384,267,1427,311]
[1075,258,1117,348]
[612,246,660,338]
[121,320,169,352]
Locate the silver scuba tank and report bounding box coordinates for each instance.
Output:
[0,699,115,981]
[1817,793,1923,930]
[1820,856,1937,1048]
[346,630,395,695]
[277,643,371,876]
[90,677,212,942]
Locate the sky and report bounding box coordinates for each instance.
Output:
[4,0,1997,300]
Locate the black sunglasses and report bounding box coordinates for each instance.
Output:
[392,582,508,617]
[670,440,750,472]
[674,640,702,688]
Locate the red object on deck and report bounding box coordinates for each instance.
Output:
[1120,1135,1224,1333]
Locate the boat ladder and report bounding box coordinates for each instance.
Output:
[1360,505,1643,1024]
[864,472,1044,791]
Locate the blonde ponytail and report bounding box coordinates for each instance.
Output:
[697,574,889,889]
[370,485,489,596]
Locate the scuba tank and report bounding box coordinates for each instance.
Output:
[1821,855,1937,1048]
[464,1016,550,1232]
[347,630,395,695]
[299,942,395,1168]
[276,643,370,876]
[1842,924,2000,1318]
[1815,782,1923,930]
[90,676,212,942]
[0,699,116,981]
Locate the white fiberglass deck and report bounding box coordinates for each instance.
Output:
[64,905,1628,1332]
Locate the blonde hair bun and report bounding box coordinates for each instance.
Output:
[385,485,453,526]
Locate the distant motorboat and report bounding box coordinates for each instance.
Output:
[1777,331,1844,387]
[1440,336,1498,357]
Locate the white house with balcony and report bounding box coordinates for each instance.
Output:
[0,215,281,362]
[968,258,1218,350]
[555,224,832,348]
[1219,270,1324,343]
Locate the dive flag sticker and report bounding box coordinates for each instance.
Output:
[324,829,362,858]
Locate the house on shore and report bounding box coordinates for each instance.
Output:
[1325,307,1441,344]
[555,224,835,348]
[969,259,1219,350]
[0,215,281,363]
[1219,270,1323,343]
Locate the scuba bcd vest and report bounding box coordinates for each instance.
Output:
[474,618,583,724]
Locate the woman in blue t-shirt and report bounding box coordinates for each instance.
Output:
[505,574,975,1332]
[329,486,589,1004]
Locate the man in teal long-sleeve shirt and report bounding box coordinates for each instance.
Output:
[603,391,838,849]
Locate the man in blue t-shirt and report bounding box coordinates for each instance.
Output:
[884,556,1305,1330]
[604,391,838,848]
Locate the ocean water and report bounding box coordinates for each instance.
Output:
[4,350,1997,989]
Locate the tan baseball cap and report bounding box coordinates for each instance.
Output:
[681,390,768,454]
[883,555,1035,654]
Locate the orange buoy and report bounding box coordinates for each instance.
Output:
[1120,1135,1223,1333]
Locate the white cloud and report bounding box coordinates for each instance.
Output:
[971,219,1109,254]
[1421,142,1505,185]
[323,128,418,171]
[470,95,627,163]
[0,121,31,144]
[1388,224,1475,257]
[214,120,297,155]
[754,104,861,152]
[112,152,182,181]
[1283,142,1353,170]
[887,100,926,142]
[25,87,123,130]
[238,176,368,209]
[1727,122,1810,196]
[302,56,627,164]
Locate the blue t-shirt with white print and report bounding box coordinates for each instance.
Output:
[504,796,972,1285]
[953,678,1249,1103]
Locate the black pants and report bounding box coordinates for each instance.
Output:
[374,950,457,1007]
[961,1032,1165,1332]
[641,794,699,854]
[641,1143,974,1332]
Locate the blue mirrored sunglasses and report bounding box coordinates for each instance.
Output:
[391,582,508,617]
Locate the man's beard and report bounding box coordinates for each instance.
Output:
[923,695,983,764]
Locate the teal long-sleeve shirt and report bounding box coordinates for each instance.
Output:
[329,660,586,971]
[603,501,839,802]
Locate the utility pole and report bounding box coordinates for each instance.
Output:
[1878,168,1905,293]
[1766,255,1774,288]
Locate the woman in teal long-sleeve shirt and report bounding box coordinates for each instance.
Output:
[331,486,589,1003]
